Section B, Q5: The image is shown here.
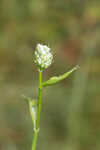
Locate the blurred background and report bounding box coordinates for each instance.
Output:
[0,0,100,150]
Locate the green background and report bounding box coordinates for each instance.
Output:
[0,0,100,150]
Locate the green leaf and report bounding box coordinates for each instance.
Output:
[42,65,80,87]
[22,95,37,106]
[29,100,37,126]
[22,95,37,127]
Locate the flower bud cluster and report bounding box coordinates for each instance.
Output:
[35,44,53,71]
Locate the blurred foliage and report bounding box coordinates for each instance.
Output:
[0,0,100,150]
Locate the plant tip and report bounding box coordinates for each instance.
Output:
[34,43,53,71]
[75,65,80,69]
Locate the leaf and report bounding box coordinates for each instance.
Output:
[42,65,80,87]
[22,95,37,106]
[22,95,37,127]
[29,100,37,128]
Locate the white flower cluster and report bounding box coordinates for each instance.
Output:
[35,44,53,70]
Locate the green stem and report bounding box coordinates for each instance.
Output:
[31,71,43,150]
[32,131,38,150]
[36,71,42,128]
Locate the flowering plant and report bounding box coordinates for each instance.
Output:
[23,44,79,150]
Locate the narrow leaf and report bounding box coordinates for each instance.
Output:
[22,95,37,106]
[29,101,37,128]
[22,95,37,128]
[42,65,79,87]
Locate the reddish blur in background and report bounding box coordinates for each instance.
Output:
[0,0,100,150]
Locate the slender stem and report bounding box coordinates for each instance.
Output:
[36,71,42,128]
[32,131,38,150]
[31,71,43,150]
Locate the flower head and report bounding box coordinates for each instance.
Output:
[34,44,53,71]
